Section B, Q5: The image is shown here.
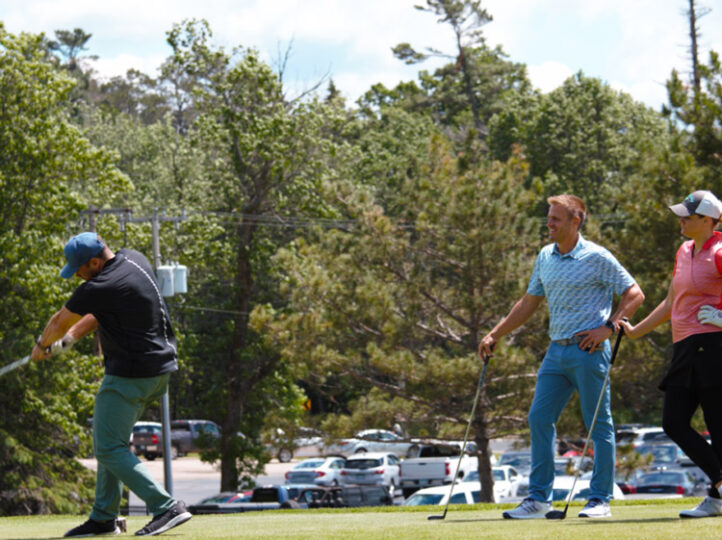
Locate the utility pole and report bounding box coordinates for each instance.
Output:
[126,208,186,496]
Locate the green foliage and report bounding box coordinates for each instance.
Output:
[0,24,129,515]
[664,50,722,182]
[489,73,669,216]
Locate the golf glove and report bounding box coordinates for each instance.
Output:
[697,305,722,327]
[49,334,75,356]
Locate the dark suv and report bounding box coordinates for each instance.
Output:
[171,419,221,455]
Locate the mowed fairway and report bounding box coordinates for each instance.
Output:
[2,501,722,539]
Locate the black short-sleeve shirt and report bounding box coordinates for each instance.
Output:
[65,248,178,378]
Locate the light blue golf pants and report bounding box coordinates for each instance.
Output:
[527,340,616,504]
[90,374,176,521]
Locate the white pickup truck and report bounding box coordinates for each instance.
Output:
[400,441,479,498]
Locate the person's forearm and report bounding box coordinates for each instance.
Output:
[489,295,541,339]
[628,300,672,338]
[610,283,644,324]
[66,314,98,340]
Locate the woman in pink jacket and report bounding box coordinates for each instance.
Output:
[621,190,722,519]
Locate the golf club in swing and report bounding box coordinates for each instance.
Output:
[428,352,491,521]
[545,320,626,520]
[0,355,31,378]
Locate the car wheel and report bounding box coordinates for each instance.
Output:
[278,448,293,463]
[355,447,367,454]
[331,479,339,487]
[145,454,156,461]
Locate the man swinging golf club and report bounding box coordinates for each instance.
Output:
[479,195,644,519]
[32,232,192,536]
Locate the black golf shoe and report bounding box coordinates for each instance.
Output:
[64,518,120,537]
[135,501,192,536]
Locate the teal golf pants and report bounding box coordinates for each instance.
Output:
[90,374,176,521]
[527,340,616,503]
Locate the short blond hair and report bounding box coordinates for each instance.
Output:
[547,194,586,227]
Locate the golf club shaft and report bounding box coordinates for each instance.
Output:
[560,328,624,515]
[0,355,31,377]
[431,355,490,520]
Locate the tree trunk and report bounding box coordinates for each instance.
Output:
[219,218,256,491]
[474,411,495,503]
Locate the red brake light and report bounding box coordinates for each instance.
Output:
[315,471,326,478]
[445,462,450,476]
[628,486,636,494]
[151,434,159,444]
[676,485,685,494]
[374,469,385,475]
[341,470,347,475]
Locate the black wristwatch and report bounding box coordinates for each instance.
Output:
[604,320,615,333]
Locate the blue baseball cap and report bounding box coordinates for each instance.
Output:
[60,232,105,279]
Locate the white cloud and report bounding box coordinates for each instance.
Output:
[3,0,722,110]
[527,61,574,93]
[87,54,168,80]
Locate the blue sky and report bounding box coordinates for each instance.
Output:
[2,0,721,110]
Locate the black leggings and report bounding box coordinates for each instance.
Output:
[662,385,722,485]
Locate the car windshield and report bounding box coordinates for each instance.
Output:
[404,493,444,506]
[637,445,677,463]
[500,454,531,468]
[345,458,383,469]
[638,472,683,485]
[419,445,461,457]
[295,460,325,470]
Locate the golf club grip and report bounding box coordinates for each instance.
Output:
[609,318,626,366]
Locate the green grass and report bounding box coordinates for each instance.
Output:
[1,499,721,539]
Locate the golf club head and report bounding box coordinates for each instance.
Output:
[427,514,446,520]
[545,509,567,520]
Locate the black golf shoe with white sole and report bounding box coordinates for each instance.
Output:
[135,501,192,536]
[64,518,120,537]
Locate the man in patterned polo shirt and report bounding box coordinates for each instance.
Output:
[479,194,644,519]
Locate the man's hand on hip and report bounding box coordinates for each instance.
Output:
[575,325,613,353]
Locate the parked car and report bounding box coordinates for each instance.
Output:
[131,421,181,460]
[403,483,481,506]
[188,491,254,514]
[284,457,346,486]
[171,419,222,455]
[288,484,392,509]
[515,473,625,501]
[324,429,415,457]
[267,427,326,463]
[497,451,532,476]
[463,466,525,500]
[554,456,590,475]
[636,443,687,469]
[616,426,669,448]
[399,440,479,498]
[615,469,645,494]
[340,452,401,497]
[130,421,163,459]
[632,469,702,497]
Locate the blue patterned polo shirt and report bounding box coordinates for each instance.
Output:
[527,234,636,341]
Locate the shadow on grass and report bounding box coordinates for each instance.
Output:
[433,516,681,525]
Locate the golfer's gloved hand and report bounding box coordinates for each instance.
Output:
[697,305,722,327]
[49,334,75,356]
